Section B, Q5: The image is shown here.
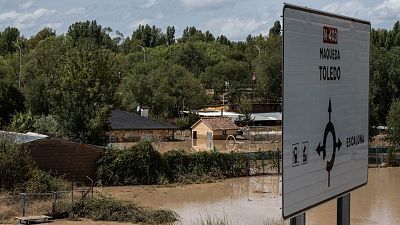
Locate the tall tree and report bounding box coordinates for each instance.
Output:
[0,27,20,56]
[50,41,118,144]
[269,21,281,36]
[66,20,116,50]
[0,82,24,128]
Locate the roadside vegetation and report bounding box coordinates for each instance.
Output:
[96,141,278,186]
[190,215,287,225]
[66,195,177,224]
[0,134,70,193]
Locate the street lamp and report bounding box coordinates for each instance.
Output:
[14,43,22,88]
[254,44,261,56]
[137,45,146,63]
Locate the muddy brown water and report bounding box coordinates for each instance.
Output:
[97,167,400,225]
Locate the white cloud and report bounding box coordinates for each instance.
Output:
[207,17,267,40]
[181,0,235,10]
[373,0,400,21]
[322,1,365,18]
[21,1,34,10]
[0,11,20,21]
[322,0,400,25]
[142,0,157,8]
[42,22,63,30]
[18,8,56,23]
[65,7,86,16]
[128,19,153,30]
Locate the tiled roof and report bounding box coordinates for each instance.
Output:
[109,109,178,130]
[193,117,238,131]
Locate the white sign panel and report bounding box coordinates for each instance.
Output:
[282,4,370,219]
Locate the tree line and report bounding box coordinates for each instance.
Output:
[1,19,400,145]
[0,20,282,144]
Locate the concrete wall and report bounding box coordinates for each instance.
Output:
[26,138,102,182]
[108,129,175,142]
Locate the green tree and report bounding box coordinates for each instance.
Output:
[50,41,118,144]
[23,36,67,115]
[269,20,281,36]
[0,27,20,56]
[0,82,24,128]
[66,20,116,50]
[387,99,400,145]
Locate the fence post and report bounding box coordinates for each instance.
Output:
[52,192,57,213]
[20,193,26,217]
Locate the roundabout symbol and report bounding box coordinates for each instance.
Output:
[315,99,342,187]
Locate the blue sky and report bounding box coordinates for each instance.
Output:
[1,0,399,41]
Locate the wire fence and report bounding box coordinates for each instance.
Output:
[0,181,93,219]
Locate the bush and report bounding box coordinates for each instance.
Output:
[387,147,400,166]
[7,111,35,133]
[69,196,177,224]
[0,134,71,193]
[25,169,70,193]
[96,141,167,185]
[33,115,61,137]
[96,141,266,186]
[0,134,34,191]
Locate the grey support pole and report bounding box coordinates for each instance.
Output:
[337,193,350,225]
[290,213,306,225]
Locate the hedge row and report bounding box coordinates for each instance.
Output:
[96,141,277,186]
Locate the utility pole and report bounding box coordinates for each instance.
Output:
[14,43,22,88]
[137,45,146,63]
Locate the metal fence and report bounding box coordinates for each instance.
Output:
[0,180,93,219]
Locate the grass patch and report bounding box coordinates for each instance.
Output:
[189,215,288,225]
[68,195,177,224]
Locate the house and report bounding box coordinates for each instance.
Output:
[0,131,102,182]
[191,117,238,140]
[107,109,178,142]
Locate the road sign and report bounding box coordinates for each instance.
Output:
[282,4,370,219]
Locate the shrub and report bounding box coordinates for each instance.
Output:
[387,147,400,166]
[25,169,70,193]
[96,141,167,185]
[96,141,260,185]
[0,134,34,191]
[7,111,35,133]
[0,134,71,193]
[70,196,177,224]
[33,115,61,137]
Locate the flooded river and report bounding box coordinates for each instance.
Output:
[98,167,400,225]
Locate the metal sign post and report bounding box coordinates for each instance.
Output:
[337,193,350,225]
[290,213,305,225]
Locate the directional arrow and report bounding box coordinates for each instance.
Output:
[316,142,326,159]
[336,138,342,151]
[328,99,332,122]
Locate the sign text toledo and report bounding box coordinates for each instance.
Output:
[282,4,370,219]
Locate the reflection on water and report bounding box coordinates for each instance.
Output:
[98,168,400,225]
[110,139,281,153]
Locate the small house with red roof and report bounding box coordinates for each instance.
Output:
[191,117,238,140]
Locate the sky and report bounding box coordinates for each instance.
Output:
[1,0,400,41]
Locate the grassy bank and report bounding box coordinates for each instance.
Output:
[96,141,278,186]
